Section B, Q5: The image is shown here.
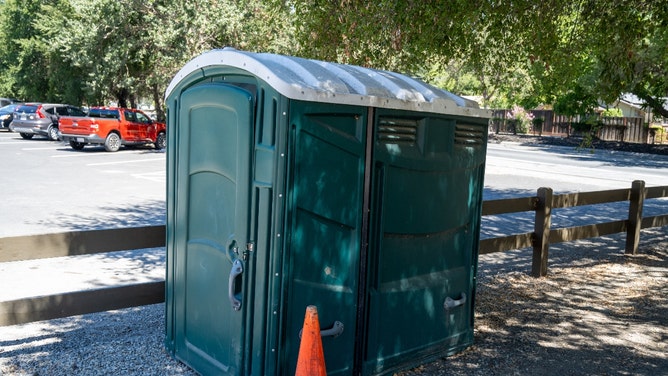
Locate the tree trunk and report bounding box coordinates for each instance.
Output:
[635,92,668,119]
[114,88,129,108]
[152,83,164,122]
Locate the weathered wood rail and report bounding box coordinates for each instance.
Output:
[479,180,668,276]
[1,181,666,326]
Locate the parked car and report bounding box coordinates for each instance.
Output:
[0,97,21,107]
[9,103,87,140]
[0,103,22,130]
[59,107,166,152]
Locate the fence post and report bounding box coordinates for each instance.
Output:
[532,187,553,277]
[625,180,646,255]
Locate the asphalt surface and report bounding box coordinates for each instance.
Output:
[0,130,165,237]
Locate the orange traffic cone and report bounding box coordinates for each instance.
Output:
[295,305,327,376]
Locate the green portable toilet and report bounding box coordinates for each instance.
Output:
[164,48,491,375]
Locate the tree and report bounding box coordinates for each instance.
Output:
[150,0,294,119]
[287,1,567,107]
[2,0,664,118]
[42,0,166,107]
[288,1,668,115]
[0,0,61,102]
[0,0,294,117]
[581,1,668,117]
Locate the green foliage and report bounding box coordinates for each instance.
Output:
[571,118,602,134]
[288,1,668,117]
[0,0,49,100]
[532,117,545,135]
[574,117,604,152]
[581,3,667,110]
[0,0,666,119]
[0,0,294,113]
[532,117,545,128]
[553,85,599,117]
[601,108,623,117]
[648,124,666,143]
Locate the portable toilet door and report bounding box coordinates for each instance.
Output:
[280,100,370,375]
[166,81,256,375]
[362,109,487,374]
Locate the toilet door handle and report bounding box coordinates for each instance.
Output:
[300,320,345,339]
[444,292,467,311]
[228,259,244,311]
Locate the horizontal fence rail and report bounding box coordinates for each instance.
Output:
[2,282,165,327]
[0,225,166,263]
[479,180,668,276]
[1,181,667,326]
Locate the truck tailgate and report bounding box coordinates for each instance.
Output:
[59,117,95,135]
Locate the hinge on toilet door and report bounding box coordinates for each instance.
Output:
[243,242,254,261]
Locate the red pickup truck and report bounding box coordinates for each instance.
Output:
[59,107,166,152]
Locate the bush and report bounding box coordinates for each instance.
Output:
[601,108,623,117]
[506,105,534,134]
[649,125,667,144]
[572,117,604,151]
[532,117,545,135]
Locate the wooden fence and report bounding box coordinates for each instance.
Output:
[491,109,651,144]
[1,181,667,326]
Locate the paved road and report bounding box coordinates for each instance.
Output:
[1,130,667,237]
[0,130,165,237]
[485,141,668,198]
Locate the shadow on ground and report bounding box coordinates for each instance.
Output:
[399,228,668,376]
[29,199,166,231]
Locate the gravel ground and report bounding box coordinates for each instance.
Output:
[0,304,195,376]
[398,229,668,376]
[1,228,665,376]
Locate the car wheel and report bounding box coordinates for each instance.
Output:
[69,140,85,150]
[104,132,121,152]
[155,131,166,150]
[47,125,59,141]
[20,133,34,139]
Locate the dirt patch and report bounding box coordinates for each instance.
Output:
[398,232,668,375]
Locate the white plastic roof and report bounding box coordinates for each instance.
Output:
[165,48,491,118]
